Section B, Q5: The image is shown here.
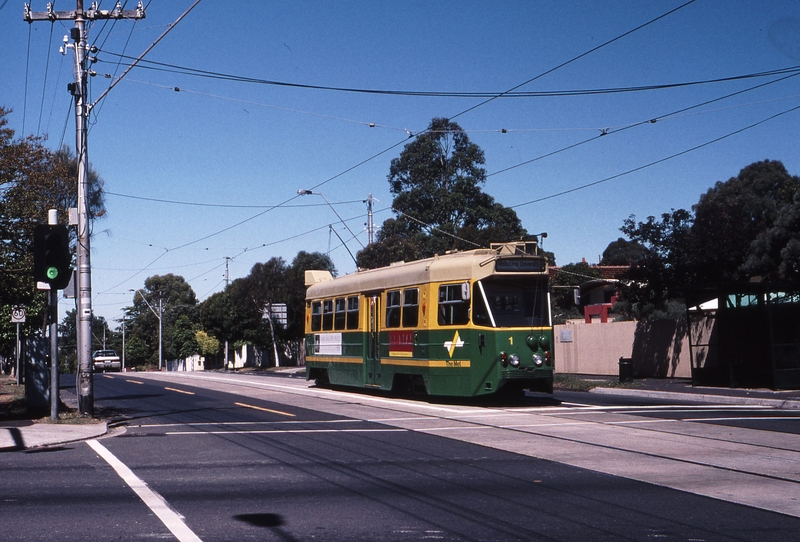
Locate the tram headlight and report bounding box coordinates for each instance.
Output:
[509,354,520,367]
[532,353,544,367]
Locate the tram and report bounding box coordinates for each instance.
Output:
[304,240,554,397]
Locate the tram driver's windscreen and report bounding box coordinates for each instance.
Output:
[473,277,550,328]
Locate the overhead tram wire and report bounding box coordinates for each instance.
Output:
[447,0,698,123]
[104,190,365,209]
[89,0,203,112]
[23,22,32,135]
[89,3,142,128]
[120,79,407,132]
[508,102,800,211]
[487,69,800,179]
[36,20,55,137]
[44,49,67,136]
[100,0,698,282]
[306,0,698,197]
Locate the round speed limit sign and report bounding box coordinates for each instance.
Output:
[11,306,25,323]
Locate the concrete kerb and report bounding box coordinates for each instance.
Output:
[0,421,108,452]
[590,386,800,410]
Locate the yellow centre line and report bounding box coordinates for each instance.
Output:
[126,379,144,385]
[102,374,115,379]
[235,402,295,417]
[164,387,195,395]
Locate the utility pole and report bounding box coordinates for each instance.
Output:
[224,257,230,369]
[25,1,146,416]
[365,193,374,245]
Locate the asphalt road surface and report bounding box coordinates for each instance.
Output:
[2,371,799,541]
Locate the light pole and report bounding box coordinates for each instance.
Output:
[297,189,362,265]
[131,289,162,371]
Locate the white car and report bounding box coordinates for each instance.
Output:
[92,350,121,372]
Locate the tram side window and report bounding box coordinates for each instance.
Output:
[438,284,470,326]
[334,298,346,330]
[311,301,322,332]
[322,299,334,331]
[386,290,401,328]
[402,288,419,327]
[346,296,360,329]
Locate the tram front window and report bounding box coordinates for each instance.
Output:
[473,277,550,328]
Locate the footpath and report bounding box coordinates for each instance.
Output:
[0,380,106,452]
[2,374,799,452]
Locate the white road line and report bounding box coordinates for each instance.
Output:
[87,440,203,542]
[166,428,407,436]
[134,419,363,428]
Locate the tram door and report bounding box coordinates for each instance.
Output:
[366,294,382,386]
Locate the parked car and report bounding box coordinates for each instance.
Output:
[92,350,121,372]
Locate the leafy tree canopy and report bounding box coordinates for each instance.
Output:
[125,274,197,366]
[617,160,800,319]
[357,117,527,268]
[691,159,799,284]
[0,107,105,357]
[601,238,647,265]
[199,251,335,356]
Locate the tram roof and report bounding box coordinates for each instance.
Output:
[306,244,546,299]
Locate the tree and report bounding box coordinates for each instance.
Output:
[614,160,800,319]
[0,107,107,358]
[172,315,200,359]
[742,190,800,281]
[601,238,647,265]
[59,309,121,373]
[285,251,336,338]
[618,209,694,319]
[195,330,220,357]
[198,251,334,366]
[357,117,527,268]
[691,160,799,284]
[126,274,197,367]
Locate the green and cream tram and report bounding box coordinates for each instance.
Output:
[304,240,553,397]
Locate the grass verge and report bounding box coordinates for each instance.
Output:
[554,374,640,392]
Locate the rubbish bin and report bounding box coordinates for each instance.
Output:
[618,357,633,383]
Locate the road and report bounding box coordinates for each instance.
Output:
[2,370,799,541]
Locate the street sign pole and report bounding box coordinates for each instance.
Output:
[11,306,25,385]
[15,322,21,386]
[50,289,59,420]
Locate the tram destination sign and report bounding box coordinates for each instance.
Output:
[495,257,545,272]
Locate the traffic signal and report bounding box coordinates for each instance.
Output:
[33,224,72,290]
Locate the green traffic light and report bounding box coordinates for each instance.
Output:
[47,267,59,280]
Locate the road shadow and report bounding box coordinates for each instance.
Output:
[233,513,298,542]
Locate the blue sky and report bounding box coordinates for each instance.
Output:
[2,0,799,327]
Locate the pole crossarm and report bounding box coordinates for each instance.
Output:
[24,2,146,22]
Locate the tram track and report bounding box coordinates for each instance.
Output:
[121,371,800,518]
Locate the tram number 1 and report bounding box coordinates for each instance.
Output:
[508,336,513,346]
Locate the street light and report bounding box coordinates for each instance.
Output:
[298,189,363,265]
[131,289,162,371]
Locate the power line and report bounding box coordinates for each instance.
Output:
[509,102,800,211]
[36,20,55,136]
[104,190,364,209]
[449,0,699,123]
[93,1,698,302]
[487,70,800,179]
[98,51,800,99]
